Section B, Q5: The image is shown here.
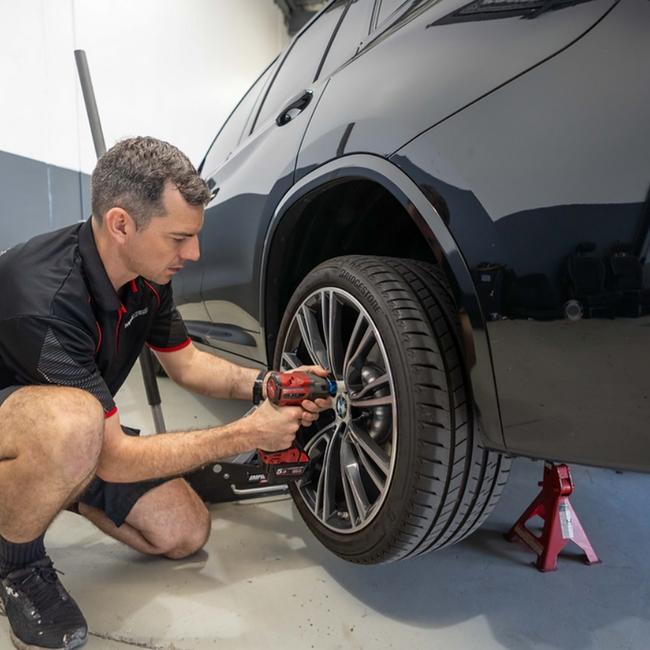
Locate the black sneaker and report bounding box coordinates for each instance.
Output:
[0,557,87,650]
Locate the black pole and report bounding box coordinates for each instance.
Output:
[138,343,166,433]
[74,49,167,433]
[73,51,106,158]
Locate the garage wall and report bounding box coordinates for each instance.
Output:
[0,0,289,249]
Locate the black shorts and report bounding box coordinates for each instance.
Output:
[0,385,170,527]
[78,425,170,527]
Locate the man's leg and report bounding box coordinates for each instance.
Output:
[0,386,104,541]
[0,385,104,650]
[78,478,211,559]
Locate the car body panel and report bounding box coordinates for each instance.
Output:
[295,0,616,177]
[391,0,650,470]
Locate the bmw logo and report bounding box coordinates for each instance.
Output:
[336,395,348,419]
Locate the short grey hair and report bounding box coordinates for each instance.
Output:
[91,136,211,229]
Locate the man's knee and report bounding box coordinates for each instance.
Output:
[163,503,211,560]
[15,386,104,480]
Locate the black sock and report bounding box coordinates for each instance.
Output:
[0,534,46,577]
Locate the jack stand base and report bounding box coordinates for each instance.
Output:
[505,461,601,572]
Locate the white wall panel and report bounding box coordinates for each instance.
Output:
[0,1,78,171]
[0,0,288,172]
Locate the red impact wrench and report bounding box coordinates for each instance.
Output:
[258,371,338,482]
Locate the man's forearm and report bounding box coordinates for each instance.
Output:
[96,419,255,483]
[173,347,261,401]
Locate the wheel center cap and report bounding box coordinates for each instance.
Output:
[336,395,348,419]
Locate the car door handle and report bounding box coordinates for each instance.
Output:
[276,90,313,126]
[206,178,220,202]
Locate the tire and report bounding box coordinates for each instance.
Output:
[273,255,511,564]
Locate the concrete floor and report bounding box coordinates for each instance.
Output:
[2,368,649,650]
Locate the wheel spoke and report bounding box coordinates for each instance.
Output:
[315,423,343,523]
[296,313,317,365]
[327,292,343,380]
[320,293,329,345]
[349,421,390,476]
[304,421,336,456]
[340,438,371,522]
[344,326,375,384]
[349,395,393,409]
[320,291,334,374]
[349,437,386,492]
[281,351,302,370]
[343,312,367,372]
[322,290,345,379]
[351,373,389,400]
[297,305,328,369]
[341,460,360,527]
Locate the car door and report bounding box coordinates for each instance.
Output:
[173,61,277,328]
[196,0,351,364]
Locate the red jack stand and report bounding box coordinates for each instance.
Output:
[505,462,601,572]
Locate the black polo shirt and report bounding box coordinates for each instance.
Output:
[0,219,190,419]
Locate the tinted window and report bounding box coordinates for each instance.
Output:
[318,0,373,80]
[201,63,274,175]
[376,0,406,24]
[254,0,348,130]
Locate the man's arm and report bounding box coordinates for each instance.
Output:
[152,343,332,409]
[152,342,262,400]
[97,398,307,483]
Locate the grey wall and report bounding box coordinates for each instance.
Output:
[0,150,90,250]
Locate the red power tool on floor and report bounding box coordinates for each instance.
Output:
[258,371,337,483]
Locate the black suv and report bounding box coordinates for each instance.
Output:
[174,0,650,564]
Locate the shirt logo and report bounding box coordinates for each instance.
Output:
[124,307,149,329]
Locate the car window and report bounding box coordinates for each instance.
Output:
[201,62,275,175]
[253,0,348,131]
[376,0,407,25]
[317,0,374,81]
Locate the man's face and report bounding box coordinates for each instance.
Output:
[125,184,204,285]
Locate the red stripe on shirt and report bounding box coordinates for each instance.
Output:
[104,406,118,419]
[115,304,127,354]
[146,337,191,353]
[95,321,103,354]
[143,279,160,308]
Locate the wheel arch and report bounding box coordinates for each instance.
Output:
[261,154,505,450]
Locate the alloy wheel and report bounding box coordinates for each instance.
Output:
[279,287,398,533]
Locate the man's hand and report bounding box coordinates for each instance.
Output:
[265,364,334,416]
[294,364,334,417]
[245,365,333,451]
[244,399,319,451]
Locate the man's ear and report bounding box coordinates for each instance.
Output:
[103,207,135,243]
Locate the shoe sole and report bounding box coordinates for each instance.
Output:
[10,629,88,650]
[1,599,87,650]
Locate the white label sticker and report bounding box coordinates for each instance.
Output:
[559,502,574,539]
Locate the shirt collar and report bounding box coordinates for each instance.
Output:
[78,218,122,312]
